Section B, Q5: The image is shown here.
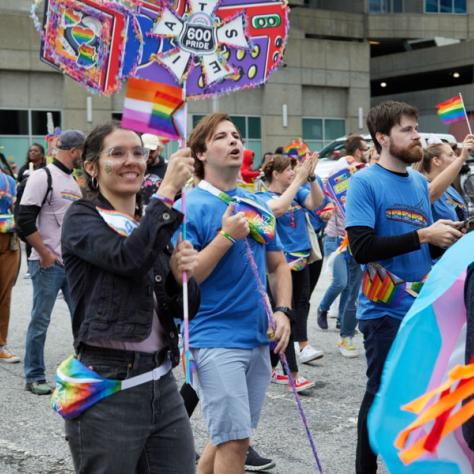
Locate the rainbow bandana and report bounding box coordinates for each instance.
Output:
[362,263,428,306]
[51,355,171,419]
[198,180,275,245]
[96,206,138,237]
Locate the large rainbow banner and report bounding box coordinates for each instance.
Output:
[368,232,474,474]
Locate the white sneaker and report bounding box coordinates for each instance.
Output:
[337,337,360,358]
[0,346,20,363]
[297,344,324,364]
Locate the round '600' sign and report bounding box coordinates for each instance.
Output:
[179,13,216,54]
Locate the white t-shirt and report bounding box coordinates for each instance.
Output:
[20,163,82,263]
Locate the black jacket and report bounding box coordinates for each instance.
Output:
[61,194,200,367]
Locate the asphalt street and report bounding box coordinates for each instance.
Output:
[0,252,388,474]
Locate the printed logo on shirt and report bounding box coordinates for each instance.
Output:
[445,194,465,211]
[61,191,81,202]
[385,203,428,227]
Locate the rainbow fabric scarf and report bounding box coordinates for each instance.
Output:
[198,180,275,245]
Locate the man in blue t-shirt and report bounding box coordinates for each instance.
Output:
[345,101,464,474]
[174,113,291,474]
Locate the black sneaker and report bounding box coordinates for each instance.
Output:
[317,307,328,330]
[245,446,276,472]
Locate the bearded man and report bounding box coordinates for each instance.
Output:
[344,101,464,473]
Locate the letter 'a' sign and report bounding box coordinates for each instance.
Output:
[150,0,289,97]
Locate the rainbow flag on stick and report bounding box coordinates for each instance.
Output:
[436,94,467,125]
[122,78,185,141]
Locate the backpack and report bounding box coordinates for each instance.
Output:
[14,167,53,242]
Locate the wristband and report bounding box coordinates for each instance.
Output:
[219,230,236,244]
[153,194,174,206]
[307,175,316,183]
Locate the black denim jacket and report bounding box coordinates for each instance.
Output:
[61,194,200,367]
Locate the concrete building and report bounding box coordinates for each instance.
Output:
[0,0,472,168]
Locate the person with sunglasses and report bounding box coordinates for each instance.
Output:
[61,123,200,473]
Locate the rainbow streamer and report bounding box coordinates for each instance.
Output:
[122,77,185,141]
[368,232,474,473]
[436,95,465,125]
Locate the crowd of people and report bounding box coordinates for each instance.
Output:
[0,100,473,473]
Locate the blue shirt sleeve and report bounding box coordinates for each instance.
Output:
[345,173,376,229]
[296,185,310,207]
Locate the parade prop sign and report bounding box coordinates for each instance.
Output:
[37,0,129,94]
[324,167,354,217]
[34,0,289,98]
[147,0,289,99]
[368,232,474,473]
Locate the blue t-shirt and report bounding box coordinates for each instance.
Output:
[257,187,310,255]
[345,164,433,321]
[173,186,282,349]
[305,177,329,232]
[432,185,467,222]
[0,172,16,213]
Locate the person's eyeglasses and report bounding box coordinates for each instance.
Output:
[104,146,149,160]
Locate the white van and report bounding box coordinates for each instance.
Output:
[316,133,457,180]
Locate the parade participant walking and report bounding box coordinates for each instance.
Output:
[417,134,474,222]
[345,100,465,473]
[258,154,324,388]
[317,135,367,357]
[0,167,20,363]
[16,130,85,395]
[61,123,199,473]
[141,133,168,205]
[176,113,291,474]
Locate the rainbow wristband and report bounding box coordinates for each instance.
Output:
[219,230,236,244]
[153,194,174,206]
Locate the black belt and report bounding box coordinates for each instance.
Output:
[77,343,169,367]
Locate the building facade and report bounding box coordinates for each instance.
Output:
[0,0,472,167]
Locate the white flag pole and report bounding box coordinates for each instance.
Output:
[459,92,472,134]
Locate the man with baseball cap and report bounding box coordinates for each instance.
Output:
[141,133,168,205]
[17,129,84,395]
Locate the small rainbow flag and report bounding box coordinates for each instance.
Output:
[283,138,310,160]
[436,95,465,124]
[121,78,185,141]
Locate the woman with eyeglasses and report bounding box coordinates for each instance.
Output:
[61,123,200,473]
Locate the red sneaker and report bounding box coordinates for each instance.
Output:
[290,376,315,393]
[271,369,289,385]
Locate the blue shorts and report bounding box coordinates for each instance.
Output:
[191,346,271,446]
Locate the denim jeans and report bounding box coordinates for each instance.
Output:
[319,236,348,315]
[356,316,401,473]
[66,346,195,473]
[339,254,363,338]
[24,260,73,382]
